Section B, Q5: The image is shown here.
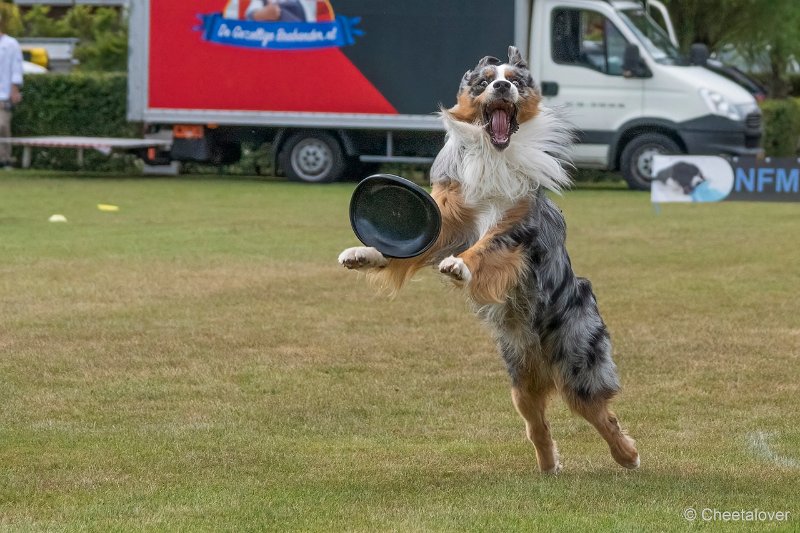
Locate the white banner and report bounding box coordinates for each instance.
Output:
[651,155,800,203]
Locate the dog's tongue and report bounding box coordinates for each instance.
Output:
[490,109,510,144]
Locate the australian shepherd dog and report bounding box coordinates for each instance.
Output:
[338,46,639,473]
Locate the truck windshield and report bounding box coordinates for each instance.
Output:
[618,8,686,65]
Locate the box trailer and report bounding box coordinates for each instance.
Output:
[128,0,763,189]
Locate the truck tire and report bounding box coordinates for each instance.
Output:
[279,131,345,183]
[620,133,682,191]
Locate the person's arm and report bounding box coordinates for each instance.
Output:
[245,0,265,19]
[10,42,23,105]
[246,0,282,21]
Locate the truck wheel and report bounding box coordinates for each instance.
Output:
[620,133,681,190]
[279,132,345,183]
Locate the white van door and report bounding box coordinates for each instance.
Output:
[538,4,644,167]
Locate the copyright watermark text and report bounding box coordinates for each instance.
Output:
[684,507,790,522]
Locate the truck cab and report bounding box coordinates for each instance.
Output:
[528,0,762,189]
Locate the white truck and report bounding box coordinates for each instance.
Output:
[128,0,762,189]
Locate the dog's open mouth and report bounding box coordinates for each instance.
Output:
[484,101,519,150]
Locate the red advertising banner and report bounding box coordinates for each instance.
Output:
[147,0,396,114]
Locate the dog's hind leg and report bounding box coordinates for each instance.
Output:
[511,372,561,474]
[565,394,640,470]
[543,276,639,470]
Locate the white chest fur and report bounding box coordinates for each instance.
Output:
[473,200,513,240]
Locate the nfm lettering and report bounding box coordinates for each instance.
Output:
[735,166,800,194]
[731,158,800,201]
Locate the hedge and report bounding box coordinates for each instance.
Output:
[759,98,800,157]
[9,73,800,172]
[11,72,268,174]
[12,72,140,170]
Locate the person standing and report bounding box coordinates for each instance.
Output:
[0,14,23,169]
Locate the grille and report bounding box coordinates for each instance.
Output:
[745,112,762,130]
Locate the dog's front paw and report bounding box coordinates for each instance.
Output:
[438,256,471,285]
[338,247,388,270]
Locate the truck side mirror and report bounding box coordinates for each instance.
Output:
[623,44,648,78]
[690,43,710,66]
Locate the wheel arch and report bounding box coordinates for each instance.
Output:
[609,119,687,170]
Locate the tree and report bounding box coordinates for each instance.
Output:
[18,4,128,72]
[736,0,800,98]
[661,0,800,98]
[660,0,750,51]
[0,1,24,36]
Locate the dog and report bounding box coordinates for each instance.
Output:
[653,161,706,195]
[338,46,639,473]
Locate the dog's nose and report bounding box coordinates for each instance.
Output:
[493,80,511,93]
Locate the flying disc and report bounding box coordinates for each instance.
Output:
[349,174,441,258]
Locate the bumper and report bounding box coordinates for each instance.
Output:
[678,114,763,157]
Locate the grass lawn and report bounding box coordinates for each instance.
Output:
[0,172,798,531]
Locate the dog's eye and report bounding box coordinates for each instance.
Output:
[512,80,520,87]
[479,80,488,88]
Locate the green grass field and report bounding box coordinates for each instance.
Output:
[1,173,798,531]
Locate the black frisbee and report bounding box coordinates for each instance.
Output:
[349,174,441,258]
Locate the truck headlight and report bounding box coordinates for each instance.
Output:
[699,88,742,121]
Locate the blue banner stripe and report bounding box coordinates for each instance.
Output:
[198,14,363,51]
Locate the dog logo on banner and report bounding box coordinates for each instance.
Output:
[651,155,735,203]
[198,0,363,51]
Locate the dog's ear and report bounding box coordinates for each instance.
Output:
[508,46,527,68]
[477,55,502,68]
[459,69,472,91]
